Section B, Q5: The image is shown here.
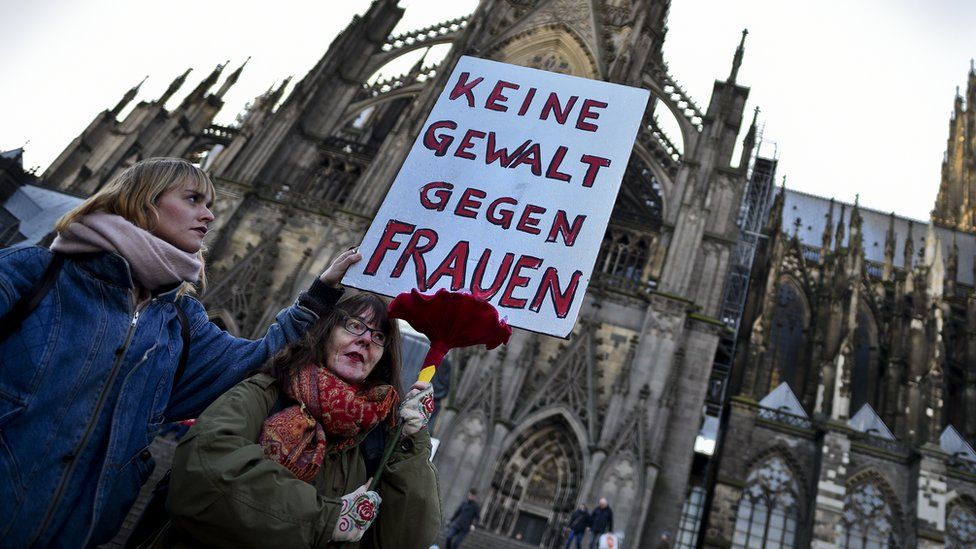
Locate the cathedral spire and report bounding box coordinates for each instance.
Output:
[728,29,748,85]
[739,106,759,171]
[216,57,250,99]
[848,194,863,253]
[947,231,959,296]
[932,64,976,232]
[767,176,785,234]
[158,68,192,105]
[924,221,939,267]
[967,58,976,106]
[926,225,944,298]
[110,75,148,117]
[180,61,227,108]
[269,76,292,108]
[904,220,915,270]
[407,48,429,77]
[883,212,896,281]
[821,198,835,261]
[834,203,846,252]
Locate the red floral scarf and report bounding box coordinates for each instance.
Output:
[260,365,399,483]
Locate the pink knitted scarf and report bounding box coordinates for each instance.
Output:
[50,212,201,290]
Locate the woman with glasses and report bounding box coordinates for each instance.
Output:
[153,287,442,548]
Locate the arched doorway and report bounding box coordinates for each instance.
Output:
[483,415,584,547]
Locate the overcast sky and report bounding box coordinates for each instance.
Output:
[2,0,974,221]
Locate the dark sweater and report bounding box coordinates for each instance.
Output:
[568,509,591,533]
[450,500,482,529]
[590,507,613,533]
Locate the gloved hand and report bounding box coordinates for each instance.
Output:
[332,480,382,542]
[399,381,435,435]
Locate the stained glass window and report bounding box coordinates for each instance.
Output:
[841,482,897,549]
[947,502,976,549]
[851,307,876,411]
[732,456,799,548]
[675,486,706,548]
[768,282,806,389]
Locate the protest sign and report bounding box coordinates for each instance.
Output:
[344,55,649,337]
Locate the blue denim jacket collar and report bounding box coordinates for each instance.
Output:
[71,252,183,303]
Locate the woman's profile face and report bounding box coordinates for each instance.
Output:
[152,180,215,253]
[325,309,386,384]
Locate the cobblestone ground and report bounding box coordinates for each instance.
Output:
[99,434,180,548]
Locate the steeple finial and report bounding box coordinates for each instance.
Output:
[111,75,148,117]
[883,212,896,281]
[835,204,846,251]
[159,68,192,105]
[904,221,915,269]
[729,28,748,84]
[821,198,835,254]
[181,62,227,107]
[216,57,250,99]
[739,106,760,171]
[408,47,431,77]
[268,75,293,107]
[947,231,959,294]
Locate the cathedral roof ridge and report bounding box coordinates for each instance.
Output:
[781,187,928,226]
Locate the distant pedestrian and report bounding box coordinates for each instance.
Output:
[445,489,481,549]
[656,530,673,548]
[565,503,590,549]
[588,497,613,549]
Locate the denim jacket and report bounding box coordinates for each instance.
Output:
[0,246,336,547]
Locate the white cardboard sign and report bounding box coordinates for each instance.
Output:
[344,55,649,337]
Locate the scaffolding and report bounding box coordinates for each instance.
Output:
[681,142,778,549]
[705,149,778,415]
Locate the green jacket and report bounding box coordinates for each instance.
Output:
[161,374,442,549]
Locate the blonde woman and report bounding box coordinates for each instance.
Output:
[0,157,360,547]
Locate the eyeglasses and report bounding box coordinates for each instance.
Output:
[341,316,387,347]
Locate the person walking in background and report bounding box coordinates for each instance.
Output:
[564,503,590,549]
[445,489,481,549]
[588,497,613,549]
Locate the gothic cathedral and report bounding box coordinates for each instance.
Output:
[27,0,976,547]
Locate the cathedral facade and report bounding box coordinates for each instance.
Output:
[700,71,976,547]
[30,1,976,548]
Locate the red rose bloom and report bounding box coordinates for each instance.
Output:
[357,498,376,522]
[422,394,435,415]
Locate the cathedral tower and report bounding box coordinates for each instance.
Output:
[933,62,976,232]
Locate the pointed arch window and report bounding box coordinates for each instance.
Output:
[732,456,800,548]
[841,482,898,548]
[675,485,706,548]
[768,281,806,389]
[947,500,976,548]
[851,306,877,412]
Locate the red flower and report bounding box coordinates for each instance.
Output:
[422,394,435,415]
[389,289,512,372]
[356,498,376,522]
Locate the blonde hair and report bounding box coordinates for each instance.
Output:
[56,157,216,294]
